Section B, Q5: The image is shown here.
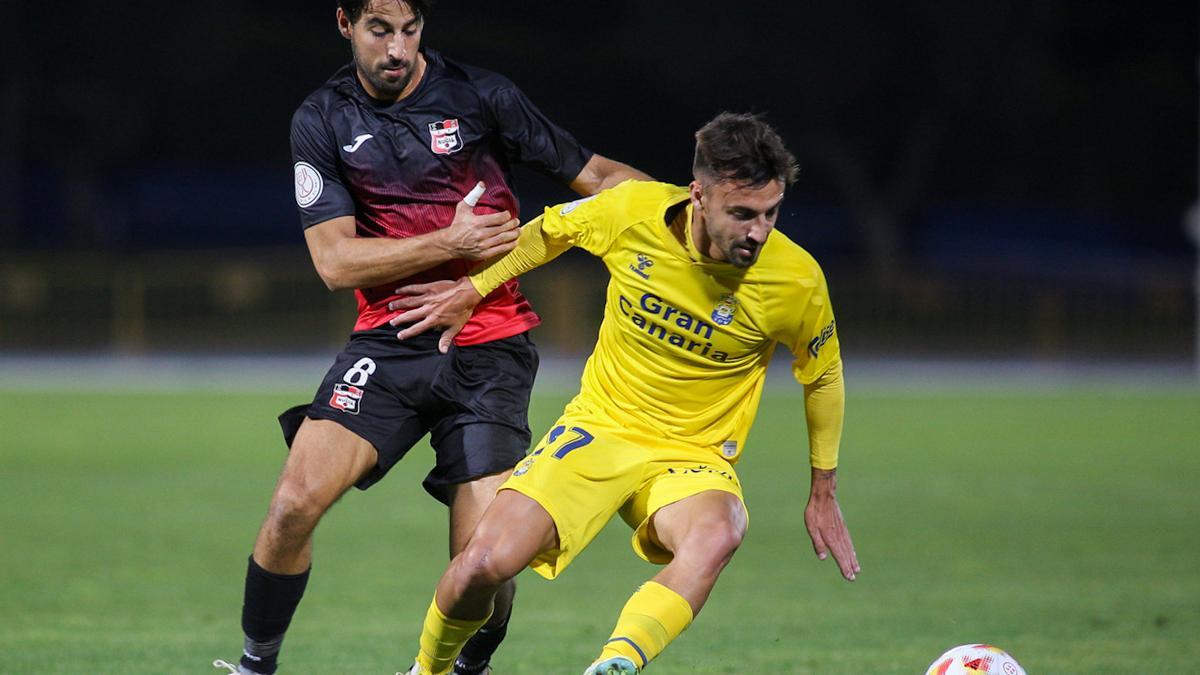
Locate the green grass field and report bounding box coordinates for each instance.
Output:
[1,384,1198,673]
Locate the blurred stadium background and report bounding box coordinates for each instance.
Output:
[0,2,1194,365]
[1,2,1197,673]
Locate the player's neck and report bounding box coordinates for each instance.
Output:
[687,207,724,263]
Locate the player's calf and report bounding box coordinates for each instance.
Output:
[453,579,513,675]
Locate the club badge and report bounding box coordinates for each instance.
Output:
[330,383,364,414]
[428,118,463,155]
[711,294,738,326]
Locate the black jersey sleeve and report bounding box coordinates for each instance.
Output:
[486,82,594,185]
[290,103,356,229]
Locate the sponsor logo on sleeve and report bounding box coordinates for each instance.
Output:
[294,161,323,208]
[329,383,364,414]
[807,319,836,358]
[428,118,463,155]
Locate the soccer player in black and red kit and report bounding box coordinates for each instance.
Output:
[214,2,647,674]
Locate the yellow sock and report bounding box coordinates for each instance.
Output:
[416,594,493,675]
[597,581,694,670]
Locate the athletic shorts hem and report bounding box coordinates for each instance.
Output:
[498,483,576,580]
[278,407,390,491]
[628,485,747,565]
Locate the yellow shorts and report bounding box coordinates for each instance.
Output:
[501,414,746,579]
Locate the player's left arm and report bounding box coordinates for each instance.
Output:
[775,262,859,582]
[802,362,859,582]
[486,79,651,195]
[568,154,652,195]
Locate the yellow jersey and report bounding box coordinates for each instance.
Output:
[471,180,842,467]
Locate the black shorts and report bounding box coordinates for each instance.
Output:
[278,326,539,503]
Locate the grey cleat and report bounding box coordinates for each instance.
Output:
[583,656,639,675]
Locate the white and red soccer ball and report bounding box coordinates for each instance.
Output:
[925,644,1026,675]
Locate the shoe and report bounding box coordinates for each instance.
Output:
[453,665,492,675]
[399,662,488,675]
[583,656,639,675]
[213,660,264,675]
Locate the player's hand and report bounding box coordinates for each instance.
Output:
[803,467,860,582]
[441,182,520,261]
[388,278,484,352]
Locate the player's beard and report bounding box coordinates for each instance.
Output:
[725,238,761,268]
[352,46,414,100]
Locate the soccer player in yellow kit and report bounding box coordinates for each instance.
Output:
[391,112,859,674]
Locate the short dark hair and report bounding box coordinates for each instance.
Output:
[339,0,431,25]
[693,112,799,189]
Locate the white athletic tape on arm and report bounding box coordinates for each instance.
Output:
[464,183,486,207]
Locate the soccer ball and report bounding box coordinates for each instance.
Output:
[925,644,1026,675]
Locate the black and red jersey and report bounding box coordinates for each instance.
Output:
[290,48,593,344]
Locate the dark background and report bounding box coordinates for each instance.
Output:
[0,1,1196,358]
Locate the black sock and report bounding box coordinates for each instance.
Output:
[454,599,512,673]
[240,555,310,675]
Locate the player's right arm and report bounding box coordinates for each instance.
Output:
[302,193,519,291]
[385,212,574,350]
[387,186,630,350]
[292,104,518,291]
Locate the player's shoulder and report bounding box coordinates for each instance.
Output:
[601,180,689,217]
[432,49,520,97]
[756,230,827,289]
[557,181,686,231]
[292,63,357,130]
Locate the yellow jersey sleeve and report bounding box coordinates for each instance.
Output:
[469,181,644,296]
[772,260,841,385]
[803,360,844,469]
[760,248,844,468]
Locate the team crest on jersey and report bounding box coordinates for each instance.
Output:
[629,253,654,279]
[711,294,738,326]
[330,383,364,414]
[512,455,536,477]
[428,118,463,155]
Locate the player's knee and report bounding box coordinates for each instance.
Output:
[453,542,520,592]
[267,481,329,534]
[705,521,745,561]
[679,519,745,571]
